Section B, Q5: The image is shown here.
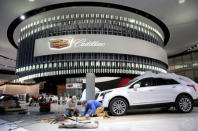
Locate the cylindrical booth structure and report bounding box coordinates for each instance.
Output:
[14,2,169,81]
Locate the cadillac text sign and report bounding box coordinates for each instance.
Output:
[74,39,105,47]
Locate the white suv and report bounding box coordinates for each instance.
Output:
[97,72,198,116]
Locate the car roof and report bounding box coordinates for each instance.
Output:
[137,72,198,85]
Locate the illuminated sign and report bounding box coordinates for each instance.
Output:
[49,38,105,50]
[73,39,105,47]
[49,38,72,49]
[34,34,168,64]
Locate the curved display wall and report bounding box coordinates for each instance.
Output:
[15,3,169,81]
[168,51,198,82]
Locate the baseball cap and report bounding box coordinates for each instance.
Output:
[72,96,77,102]
[82,100,87,105]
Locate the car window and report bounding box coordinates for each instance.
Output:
[5,97,13,101]
[155,78,179,86]
[130,77,179,88]
[165,79,179,85]
[4,96,17,101]
[131,78,154,88]
[124,77,139,87]
[154,78,167,86]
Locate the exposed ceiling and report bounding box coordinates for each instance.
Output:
[0,0,198,71]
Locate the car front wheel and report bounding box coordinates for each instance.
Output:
[175,95,193,113]
[109,97,128,116]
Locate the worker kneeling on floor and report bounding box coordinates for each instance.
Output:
[81,100,106,118]
[65,96,79,117]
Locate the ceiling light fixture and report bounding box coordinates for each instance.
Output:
[28,0,35,2]
[20,15,26,20]
[178,0,186,4]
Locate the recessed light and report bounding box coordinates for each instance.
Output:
[28,0,35,2]
[178,0,186,4]
[20,15,26,20]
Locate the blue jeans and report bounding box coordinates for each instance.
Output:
[65,108,79,117]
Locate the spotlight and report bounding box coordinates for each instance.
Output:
[20,15,26,20]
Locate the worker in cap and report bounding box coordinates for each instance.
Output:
[81,100,106,118]
[65,96,79,117]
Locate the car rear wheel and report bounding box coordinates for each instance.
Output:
[109,97,128,116]
[175,95,193,113]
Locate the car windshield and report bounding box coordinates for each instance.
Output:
[120,77,138,87]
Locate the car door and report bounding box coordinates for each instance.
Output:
[152,78,180,103]
[141,78,168,104]
[128,78,157,105]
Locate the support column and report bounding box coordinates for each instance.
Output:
[86,73,95,100]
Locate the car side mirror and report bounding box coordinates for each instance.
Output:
[133,84,140,91]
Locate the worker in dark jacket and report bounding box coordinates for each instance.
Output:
[81,100,105,118]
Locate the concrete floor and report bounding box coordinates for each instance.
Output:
[1,103,198,131]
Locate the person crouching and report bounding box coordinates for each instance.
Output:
[65,96,79,117]
[81,100,105,118]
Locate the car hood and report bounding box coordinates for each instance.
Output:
[101,87,127,93]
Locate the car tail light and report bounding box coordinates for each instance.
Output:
[187,84,196,92]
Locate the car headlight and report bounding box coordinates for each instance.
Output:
[100,91,112,99]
